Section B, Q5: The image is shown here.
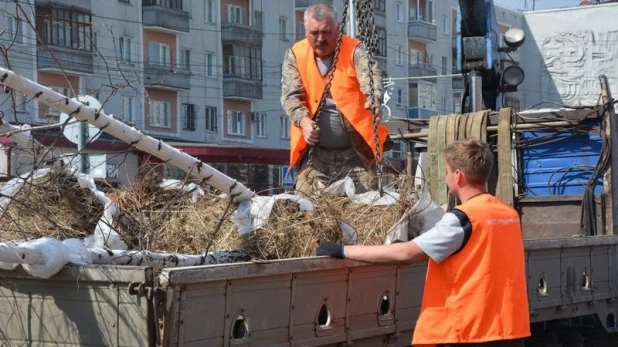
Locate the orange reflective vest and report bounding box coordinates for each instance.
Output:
[289,36,389,167]
[412,194,531,345]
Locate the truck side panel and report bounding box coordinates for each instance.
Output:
[0,265,153,347]
[526,236,618,331]
[162,259,427,347]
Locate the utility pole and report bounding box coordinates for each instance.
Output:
[533,0,536,10]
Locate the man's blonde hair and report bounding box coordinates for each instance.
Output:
[444,138,493,185]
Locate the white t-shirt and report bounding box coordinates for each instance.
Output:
[412,209,471,263]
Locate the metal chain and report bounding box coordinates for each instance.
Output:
[306,0,350,168]
[356,0,384,196]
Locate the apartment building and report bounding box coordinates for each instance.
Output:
[0,0,294,191]
[0,0,528,190]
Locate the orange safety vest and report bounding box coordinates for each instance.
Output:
[289,36,389,167]
[412,194,531,345]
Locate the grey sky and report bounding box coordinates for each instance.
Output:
[493,0,585,11]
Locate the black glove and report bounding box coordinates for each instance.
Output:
[316,241,345,259]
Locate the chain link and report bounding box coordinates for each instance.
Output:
[356,0,384,196]
[306,1,383,196]
[306,0,350,168]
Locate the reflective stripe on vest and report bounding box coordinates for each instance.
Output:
[412,194,531,345]
[289,36,388,167]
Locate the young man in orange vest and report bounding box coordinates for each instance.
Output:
[280,2,390,197]
[318,138,531,347]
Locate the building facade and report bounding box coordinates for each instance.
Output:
[0,0,533,191]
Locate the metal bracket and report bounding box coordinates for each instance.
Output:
[128,281,155,300]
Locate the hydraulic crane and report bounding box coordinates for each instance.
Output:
[456,0,526,113]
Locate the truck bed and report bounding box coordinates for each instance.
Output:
[1,235,617,346]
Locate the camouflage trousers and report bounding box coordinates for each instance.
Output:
[294,146,377,197]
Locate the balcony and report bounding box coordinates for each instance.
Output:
[408,107,438,119]
[408,20,437,42]
[144,64,190,90]
[223,78,263,100]
[35,0,90,10]
[452,76,464,90]
[295,0,332,7]
[221,23,263,47]
[142,3,190,33]
[409,63,437,83]
[37,46,94,75]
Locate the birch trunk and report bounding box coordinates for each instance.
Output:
[0,67,255,202]
[89,248,250,269]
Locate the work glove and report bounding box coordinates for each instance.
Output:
[316,241,345,259]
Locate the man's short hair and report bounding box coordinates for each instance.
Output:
[444,138,493,185]
[304,2,338,23]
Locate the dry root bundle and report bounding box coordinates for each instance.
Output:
[241,178,416,260]
[0,173,104,242]
[109,171,239,254]
[0,169,416,262]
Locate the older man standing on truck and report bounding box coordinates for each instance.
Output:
[280,2,390,197]
[317,138,531,347]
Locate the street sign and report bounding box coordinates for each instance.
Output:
[59,95,103,145]
[59,95,104,174]
[280,166,295,188]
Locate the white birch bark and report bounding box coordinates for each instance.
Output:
[89,248,250,269]
[0,67,255,202]
[0,242,45,265]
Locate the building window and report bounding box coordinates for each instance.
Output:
[227,110,245,136]
[396,2,404,22]
[453,92,462,113]
[92,31,98,53]
[280,115,290,139]
[376,26,387,57]
[36,6,92,51]
[226,56,247,77]
[122,96,135,123]
[296,21,305,41]
[205,106,217,132]
[148,42,169,67]
[397,88,402,104]
[226,5,242,24]
[428,0,435,23]
[409,82,436,109]
[144,0,183,10]
[386,141,403,159]
[150,100,170,128]
[279,17,288,40]
[410,49,421,65]
[223,44,262,81]
[442,56,448,75]
[397,45,403,65]
[15,93,28,112]
[204,0,215,23]
[5,17,25,44]
[373,0,386,12]
[45,86,70,117]
[183,104,196,131]
[254,10,263,28]
[180,48,190,71]
[442,15,448,34]
[206,52,215,77]
[255,113,267,137]
[119,36,131,62]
